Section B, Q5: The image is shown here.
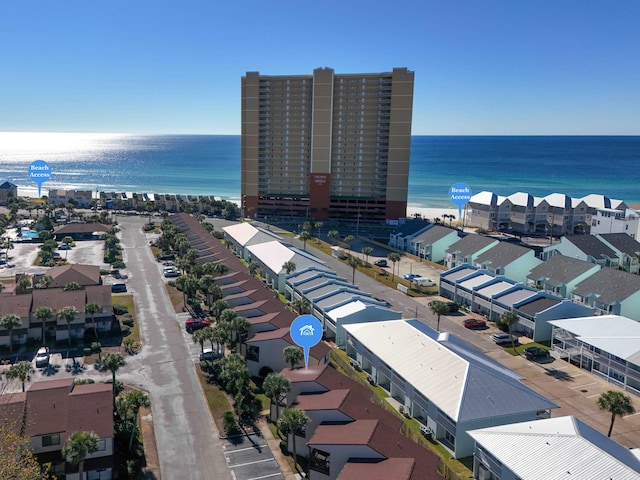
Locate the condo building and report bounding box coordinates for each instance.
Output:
[241,67,414,222]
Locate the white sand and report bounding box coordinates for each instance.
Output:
[406,205,466,222]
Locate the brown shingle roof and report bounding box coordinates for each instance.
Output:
[0,293,32,318]
[53,223,110,235]
[32,288,85,314]
[309,419,378,445]
[48,264,101,288]
[338,458,415,480]
[85,285,112,308]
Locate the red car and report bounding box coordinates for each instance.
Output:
[185,318,211,333]
[463,318,486,329]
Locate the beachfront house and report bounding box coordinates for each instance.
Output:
[507,192,536,235]
[468,191,512,231]
[590,208,640,238]
[343,319,558,458]
[0,180,18,204]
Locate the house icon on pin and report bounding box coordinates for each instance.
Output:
[299,325,315,336]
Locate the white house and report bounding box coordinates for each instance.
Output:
[343,320,558,458]
[222,222,282,260]
[468,416,640,480]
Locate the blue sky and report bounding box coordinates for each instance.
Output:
[1,0,639,135]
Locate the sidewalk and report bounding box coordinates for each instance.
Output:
[255,417,298,480]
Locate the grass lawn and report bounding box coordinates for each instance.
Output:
[195,367,234,433]
[112,294,140,343]
[164,284,185,313]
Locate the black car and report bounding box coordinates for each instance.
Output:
[524,346,549,360]
[374,259,388,267]
[111,283,127,293]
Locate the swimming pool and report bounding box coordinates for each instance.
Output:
[20,229,39,239]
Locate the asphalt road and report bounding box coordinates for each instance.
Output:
[115,217,233,480]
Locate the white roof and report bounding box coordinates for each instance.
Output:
[459,274,494,290]
[223,222,258,245]
[475,281,516,298]
[544,193,571,208]
[470,191,497,206]
[507,192,533,207]
[549,315,640,364]
[343,320,556,423]
[468,416,640,479]
[246,241,326,275]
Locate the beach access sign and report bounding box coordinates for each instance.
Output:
[29,160,51,197]
[449,182,472,220]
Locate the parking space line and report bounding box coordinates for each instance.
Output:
[226,445,268,453]
[246,474,282,480]
[228,458,275,469]
[570,382,596,390]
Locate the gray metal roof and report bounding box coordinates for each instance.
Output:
[413,225,458,244]
[599,233,640,256]
[564,234,617,259]
[527,255,599,287]
[446,234,498,257]
[494,288,538,307]
[516,297,561,316]
[474,242,534,268]
[572,267,640,304]
[344,320,557,423]
[441,266,478,282]
[391,218,431,236]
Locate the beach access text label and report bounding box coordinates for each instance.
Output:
[290,314,323,369]
[29,160,51,197]
[449,182,472,219]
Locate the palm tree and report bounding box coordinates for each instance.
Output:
[212,300,230,321]
[64,281,82,291]
[8,361,35,392]
[231,315,251,346]
[327,230,339,245]
[62,431,100,480]
[277,408,310,471]
[282,261,296,275]
[212,262,230,277]
[344,235,355,253]
[38,274,53,289]
[100,352,126,407]
[361,246,373,265]
[428,301,448,332]
[388,252,402,281]
[347,255,363,284]
[58,306,78,346]
[118,390,151,452]
[283,346,304,369]
[291,298,310,314]
[299,230,312,251]
[35,306,54,343]
[498,311,520,352]
[85,302,101,340]
[597,390,636,437]
[0,314,22,352]
[263,373,291,424]
[193,328,207,353]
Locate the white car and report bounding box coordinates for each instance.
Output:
[35,346,50,368]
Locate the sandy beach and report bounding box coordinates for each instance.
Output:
[406,205,465,223]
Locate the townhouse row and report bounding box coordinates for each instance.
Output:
[466,190,638,237]
[0,265,113,348]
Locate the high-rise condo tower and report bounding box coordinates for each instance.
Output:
[241,67,414,222]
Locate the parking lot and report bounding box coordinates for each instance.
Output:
[222,433,283,480]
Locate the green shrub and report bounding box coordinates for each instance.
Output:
[111,260,126,269]
[223,412,239,436]
[83,347,92,356]
[120,325,131,336]
[122,317,134,327]
[91,342,102,353]
[113,304,129,315]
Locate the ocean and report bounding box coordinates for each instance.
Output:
[0,133,639,209]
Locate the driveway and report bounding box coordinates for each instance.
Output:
[223,433,283,480]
